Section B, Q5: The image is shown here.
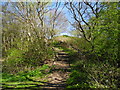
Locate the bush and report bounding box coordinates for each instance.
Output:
[3,48,25,73]
[3,42,53,73]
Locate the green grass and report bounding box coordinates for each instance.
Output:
[2,64,51,89]
[2,81,43,89]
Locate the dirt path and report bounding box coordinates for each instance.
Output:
[42,50,71,89]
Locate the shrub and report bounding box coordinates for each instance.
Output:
[3,48,25,73]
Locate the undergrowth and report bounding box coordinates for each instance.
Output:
[2,64,50,89]
[66,59,120,88]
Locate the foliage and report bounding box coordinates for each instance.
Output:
[67,60,120,88]
[67,70,89,88]
[2,47,52,74]
[92,2,119,65]
[3,48,25,73]
[2,64,50,82]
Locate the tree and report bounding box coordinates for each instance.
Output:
[65,2,103,51]
[92,2,119,65]
[45,2,68,39]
